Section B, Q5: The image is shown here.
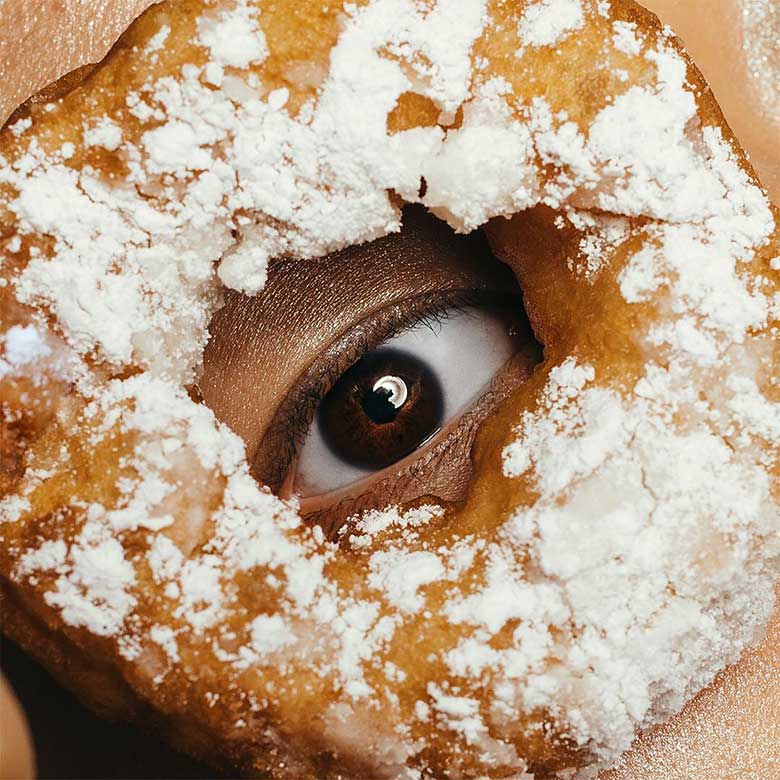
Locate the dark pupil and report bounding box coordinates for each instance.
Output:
[361,381,403,424]
[317,348,444,470]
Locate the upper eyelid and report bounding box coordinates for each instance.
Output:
[250,288,515,489]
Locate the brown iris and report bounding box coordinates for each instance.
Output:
[317,348,444,470]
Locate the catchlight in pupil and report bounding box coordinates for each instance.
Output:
[363,375,407,423]
[318,349,444,470]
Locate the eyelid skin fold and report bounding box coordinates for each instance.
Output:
[293,303,528,497]
[199,207,521,462]
[300,337,543,540]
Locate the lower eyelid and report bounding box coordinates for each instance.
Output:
[296,383,479,517]
[293,302,530,497]
[255,291,519,492]
[301,405,484,541]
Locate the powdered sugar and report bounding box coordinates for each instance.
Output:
[618,222,771,343]
[422,81,539,230]
[367,549,445,612]
[612,20,642,56]
[0,324,51,378]
[569,211,630,280]
[517,0,585,49]
[426,685,493,749]
[42,523,136,637]
[149,624,180,662]
[499,357,778,757]
[247,614,295,657]
[347,504,443,547]
[146,24,171,53]
[83,117,123,150]
[196,0,268,69]
[9,162,225,379]
[1,0,778,777]
[17,539,67,578]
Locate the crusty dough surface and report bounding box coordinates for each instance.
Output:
[1,1,778,778]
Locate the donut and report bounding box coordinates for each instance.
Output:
[1,1,778,777]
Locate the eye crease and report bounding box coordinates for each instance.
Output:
[198,206,542,534]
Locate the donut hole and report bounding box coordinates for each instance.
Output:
[199,207,543,529]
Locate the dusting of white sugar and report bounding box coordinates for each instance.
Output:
[1,0,778,777]
[517,0,585,50]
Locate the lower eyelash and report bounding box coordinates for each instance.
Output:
[298,377,508,540]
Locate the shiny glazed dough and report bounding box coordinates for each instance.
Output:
[0,1,778,778]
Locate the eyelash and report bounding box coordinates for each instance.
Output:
[251,289,512,490]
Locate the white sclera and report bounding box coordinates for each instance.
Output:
[293,306,519,497]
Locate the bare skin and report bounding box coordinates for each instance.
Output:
[199,207,540,531]
[602,8,780,775]
[601,587,780,780]
[0,0,159,126]
[0,675,34,780]
[0,2,778,778]
[0,5,160,775]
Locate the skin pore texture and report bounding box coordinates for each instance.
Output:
[199,208,524,463]
[0,0,778,778]
[0,674,35,780]
[0,0,160,128]
[640,0,780,205]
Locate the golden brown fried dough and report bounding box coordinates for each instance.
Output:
[1,1,778,778]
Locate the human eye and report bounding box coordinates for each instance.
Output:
[283,295,531,501]
[199,207,541,535]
